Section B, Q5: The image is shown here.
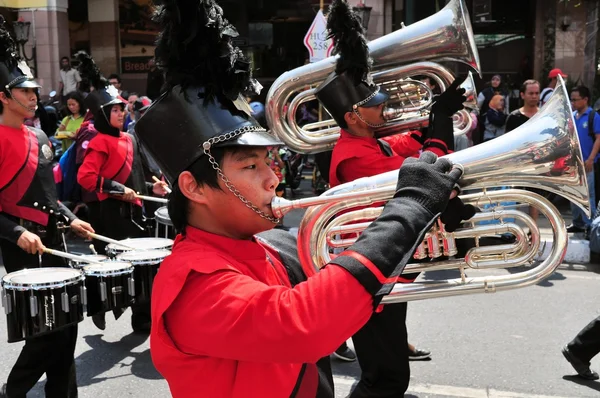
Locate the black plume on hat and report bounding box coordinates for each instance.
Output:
[153,0,260,104]
[75,51,107,91]
[0,16,39,90]
[0,16,20,73]
[136,0,281,184]
[328,0,372,85]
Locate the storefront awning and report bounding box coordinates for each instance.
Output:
[0,0,47,8]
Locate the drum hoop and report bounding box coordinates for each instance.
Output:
[107,238,173,252]
[2,268,85,290]
[83,263,134,277]
[116,250,170,265]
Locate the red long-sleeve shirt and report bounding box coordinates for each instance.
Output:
[151,227,373,398]
[330,129,447,186]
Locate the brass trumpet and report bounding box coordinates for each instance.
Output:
[271,75,590,303]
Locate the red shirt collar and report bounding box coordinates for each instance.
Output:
[178,226,267,261]
[340,128,378,145]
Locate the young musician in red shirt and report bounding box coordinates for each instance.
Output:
[135,1,474,397]
[313,1,478,396]
[77,64,168,333]
[0,19,94,397]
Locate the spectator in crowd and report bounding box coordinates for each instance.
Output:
[124,92,139,131]
[482,94,507,142]
[108,73,129,99]
[58,56,81,105]
[540,69,567,108]
[55,91,86,152]
[146,58,164,101]
[476,74,510,144]
[568,85,598,238]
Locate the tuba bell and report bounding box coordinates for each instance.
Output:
[266,0,481,153]
[271,75,590,303]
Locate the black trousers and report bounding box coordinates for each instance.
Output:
[348,303,409,398]
[0,236,78,398]
[86,199,151,326]
[567,315,600,363]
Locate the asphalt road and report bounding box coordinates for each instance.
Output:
[0,173,598,397]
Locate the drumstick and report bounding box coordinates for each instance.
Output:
[43,248,104,264]
[89,244,98,255]
[134,194,168,204]
[88,233,139,250]
[107,190,168,204]
[152,176,172,194]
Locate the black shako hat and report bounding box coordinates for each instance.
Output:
[76,51,125,136]
[0,17,40,90]
[135,0,281,184]
[314,0,388,128]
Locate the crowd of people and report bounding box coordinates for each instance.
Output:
[1,0,600,397]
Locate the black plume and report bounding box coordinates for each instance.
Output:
[327,0,372,85]
[153,0,259,103]
[75,51,107,90]
[0,16,21,71]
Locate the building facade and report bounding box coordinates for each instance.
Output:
[1,0,598,100]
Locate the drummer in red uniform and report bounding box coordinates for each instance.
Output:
[134,1,474,397]
[0,18,94,398]
[312,2,478,396]
[77,66,168,333]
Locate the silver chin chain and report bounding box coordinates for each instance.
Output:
[202,127,281,225]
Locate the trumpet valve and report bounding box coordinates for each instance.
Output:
[426,231,443,259]
[413,242,428,260]
[442,234,458,257]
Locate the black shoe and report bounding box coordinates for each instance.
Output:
[562,346,599,380]
[92,313,106,331]
[333,346,357,362]
[408,347,431,360]
[566,224,585,233]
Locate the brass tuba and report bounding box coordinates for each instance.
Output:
[266,0,481,154]
[271,75,591,303]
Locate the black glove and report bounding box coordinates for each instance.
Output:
[431,75,467,116]
[440,197,479,232]
[424,76,468,153]
[328,152,463,306]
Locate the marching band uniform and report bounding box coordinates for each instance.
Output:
[0,21,86,398]
[136,1,472,397]
[313,1,474,396]
[77,65,160,332]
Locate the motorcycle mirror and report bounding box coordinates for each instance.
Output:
[49,90,56,98]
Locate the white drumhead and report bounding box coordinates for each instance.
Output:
[117,249,171,262]
[83,261,133,274]
[3,268,83,287]
[73,255,108,263]
[107,238,173,252]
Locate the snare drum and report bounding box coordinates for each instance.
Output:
[116,250,171,304]
[2,268,85,343]
[106,237,173,258]
[154,206,174,238]
[69,254,109,269]
[82,261,135,316]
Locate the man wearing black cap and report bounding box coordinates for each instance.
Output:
[135,1,475,397]
[77,63,168,333]
[313,1,476,396]
[0,19,95,398]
